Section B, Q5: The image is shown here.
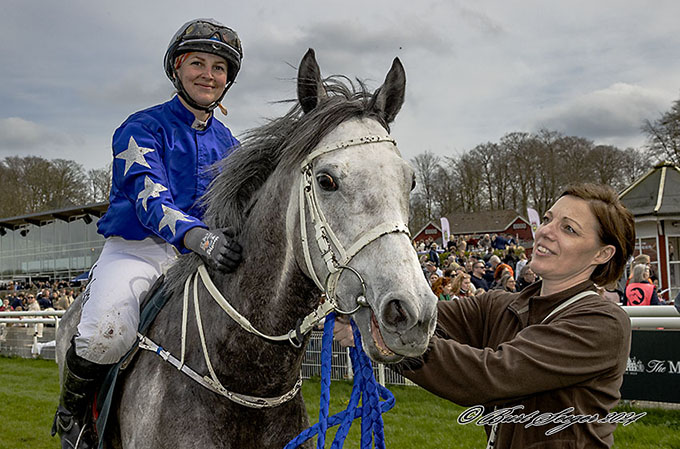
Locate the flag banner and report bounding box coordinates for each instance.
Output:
[440,217,450,246]
[527,208,540,239]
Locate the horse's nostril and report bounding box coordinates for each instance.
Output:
[384,299,409,329]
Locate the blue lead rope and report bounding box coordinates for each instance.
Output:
[285,312,395,449]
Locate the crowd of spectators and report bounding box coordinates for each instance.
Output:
[417,233,532,300]
[417,234,673,307]
[0,279,85,318]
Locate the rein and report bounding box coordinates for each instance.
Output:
[285,313,395,449]
[138,133,408,415]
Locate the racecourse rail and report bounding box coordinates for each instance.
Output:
[1,306,679,387]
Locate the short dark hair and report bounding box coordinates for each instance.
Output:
[559,183,635,286]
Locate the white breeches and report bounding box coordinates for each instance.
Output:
[75,237,177,364]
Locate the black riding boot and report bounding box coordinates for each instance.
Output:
[51,343,108,449]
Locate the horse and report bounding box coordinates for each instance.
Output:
[56,48,438,448]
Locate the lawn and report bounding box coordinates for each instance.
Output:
[1,356,679,449]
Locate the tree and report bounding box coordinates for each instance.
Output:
[411,151,441,222]
[643,97,680,165]
[0,156,92,218]
[87,163,112,203]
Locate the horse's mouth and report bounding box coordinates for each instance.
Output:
[370,311,395,357]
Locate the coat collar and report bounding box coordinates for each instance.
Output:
[508,279,597,327]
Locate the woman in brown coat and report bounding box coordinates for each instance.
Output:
[338,183,636,448]
[400,184,635,448]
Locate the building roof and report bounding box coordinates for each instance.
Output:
[0,202,109,230]
[619,161,680,218]
[443,209,527,235]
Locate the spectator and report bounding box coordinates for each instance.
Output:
[624,264,661,306]
[492,263,514,289]
[431,277,453,301]
[601,281,624,304]
[27,294,40,312]
[424,261,443,282]
[56,291,75,311]
[479,233,492,250]
[450,272,475,299]
[494,273,516,292]
[516,265,537,292]
[484,255,501,285]
[0,298,11,311]
[38,292,54,310]
[514,252,528,279]
[470,261,490,292]
[428,243,440,267]
[11,293,26,310]
[492,233,508,250]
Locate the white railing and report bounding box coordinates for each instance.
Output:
[2,305,679,384]
[0,310,65,325]
[622,305,680,329]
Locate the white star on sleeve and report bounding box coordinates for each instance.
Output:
[137,176,168,211]
[116,136,155,175]
[158,204,192,236]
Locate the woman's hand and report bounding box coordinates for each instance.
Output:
[334,315,355,347]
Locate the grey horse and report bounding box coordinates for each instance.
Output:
[56,49,437,448]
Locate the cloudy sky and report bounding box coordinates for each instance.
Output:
[2,0,679,170]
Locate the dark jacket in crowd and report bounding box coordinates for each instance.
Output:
[470,274,490,292]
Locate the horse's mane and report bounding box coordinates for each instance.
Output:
[164,76,387,297]
[202,75,389,232]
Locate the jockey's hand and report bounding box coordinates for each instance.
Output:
[184,227,242,273]
[333,315,355,347]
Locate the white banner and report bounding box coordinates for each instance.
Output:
[440,217,450,245]
[527,207,541,239]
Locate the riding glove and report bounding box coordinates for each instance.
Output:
[184,227,243,273]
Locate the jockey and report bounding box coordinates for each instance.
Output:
[52,19,244,448]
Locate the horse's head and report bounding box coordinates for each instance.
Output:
[293,49,437,363]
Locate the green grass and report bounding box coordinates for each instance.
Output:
[1,356,679,448]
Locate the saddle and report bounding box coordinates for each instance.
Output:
[92,274,169,449]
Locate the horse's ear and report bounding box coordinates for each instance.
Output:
[371,58,406,124]
[297,48,325,114]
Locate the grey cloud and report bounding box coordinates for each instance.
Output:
[455,4,506,36]
[0,118,84,150]
[532,83,670,141]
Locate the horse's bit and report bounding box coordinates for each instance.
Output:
[138,134,412,408]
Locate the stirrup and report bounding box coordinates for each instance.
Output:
[52,406,96,449]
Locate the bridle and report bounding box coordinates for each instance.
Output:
[138,133,412,408]
[298,135,411,313]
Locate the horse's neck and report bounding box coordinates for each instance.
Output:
[189,175,317,394]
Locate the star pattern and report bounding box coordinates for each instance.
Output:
[158,204,192,236]
[116,136,155,175]
[137,176,168,211]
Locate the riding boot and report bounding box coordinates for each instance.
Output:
[51,343,109,449]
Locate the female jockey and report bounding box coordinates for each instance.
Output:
[52,19,244,448]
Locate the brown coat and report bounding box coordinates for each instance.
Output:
[401,280,631,448]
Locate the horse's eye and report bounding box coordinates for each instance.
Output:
[316,173,338,191]
[411,175,417,191]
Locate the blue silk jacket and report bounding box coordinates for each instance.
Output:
[97,96,239,252]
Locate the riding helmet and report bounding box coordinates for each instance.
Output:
[164,18,243,112]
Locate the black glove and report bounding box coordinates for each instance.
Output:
[184,227,242,273]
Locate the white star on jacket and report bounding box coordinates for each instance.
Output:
[158,204,192,236]
[137,176,168,211]
[116,136,155,175]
